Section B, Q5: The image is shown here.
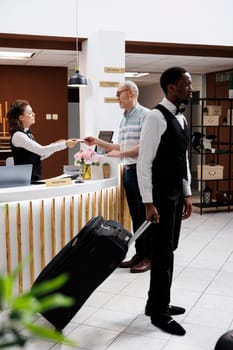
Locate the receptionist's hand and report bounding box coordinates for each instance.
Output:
[66,138,79,148]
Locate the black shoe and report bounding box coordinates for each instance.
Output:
[168,305,186,315]
[151,316,186,336]
[145,304,185,317]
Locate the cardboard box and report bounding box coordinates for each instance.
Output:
[197,165,224,180]
[203,115,220,126]
[206,105,222,116]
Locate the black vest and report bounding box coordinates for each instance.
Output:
[10,130,42,181]
[152,104,189,186]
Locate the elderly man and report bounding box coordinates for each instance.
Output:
[83,80,151,273]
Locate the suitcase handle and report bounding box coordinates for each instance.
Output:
[128,216,156,246]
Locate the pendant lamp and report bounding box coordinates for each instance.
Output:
[68,1,87,88]
[68,68,87,88]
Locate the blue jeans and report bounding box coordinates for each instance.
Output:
[123,166,151,258]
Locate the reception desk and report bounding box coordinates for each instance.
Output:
[0,171,131,294]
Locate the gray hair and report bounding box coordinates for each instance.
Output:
[121,80,139,97]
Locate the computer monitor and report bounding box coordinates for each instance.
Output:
[95,131,114,154]
[0,164,32,188]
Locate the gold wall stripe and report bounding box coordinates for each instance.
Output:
[109,188,113,219]
[61,197,66,247]
[28,201,34,285]
[99,81,119,87]
[98,190,102,216]
[104,189,108,219]
[113,187,117,221]
[70,196,74,240]
[78,194,83,232]
[104,97,118,103]
[51,198,56,257]
[124,197,131,230]
[92,192,97,217]
[85,193,90,222]
[5,204,11,274]
[40,200,45,269]
[16,203,23,293]
[104,67,125,73]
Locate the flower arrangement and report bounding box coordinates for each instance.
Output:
[73,148,100,166]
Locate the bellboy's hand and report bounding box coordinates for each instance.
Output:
[182,196,192,219]
[145,203,160,224]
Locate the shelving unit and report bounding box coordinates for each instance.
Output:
[190,98,233,214]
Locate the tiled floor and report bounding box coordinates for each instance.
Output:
[30,208,233,349]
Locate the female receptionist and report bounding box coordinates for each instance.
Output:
[7,99,78,181]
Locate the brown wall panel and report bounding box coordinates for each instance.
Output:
[206,72,229,98]
[0,65,69,178]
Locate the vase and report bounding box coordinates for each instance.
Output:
[81,164,91,180]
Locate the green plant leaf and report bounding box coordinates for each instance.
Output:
[37,293,74,313]
[23,323,76,346]
[31,274,69,297]
[0,263,75,348]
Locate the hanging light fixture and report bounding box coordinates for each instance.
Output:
[68,68,87,87]
[68,1,87,88]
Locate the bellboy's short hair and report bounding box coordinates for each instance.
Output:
[160,67,187,94]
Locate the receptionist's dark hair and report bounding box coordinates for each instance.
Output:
[7,99,30,134]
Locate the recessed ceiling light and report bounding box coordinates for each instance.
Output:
[125,72,149,78]
[0,51,35,60]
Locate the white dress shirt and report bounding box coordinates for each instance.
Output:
[137,97,192,203]
[12,129,67,160]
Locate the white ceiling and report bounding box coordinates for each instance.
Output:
[125,53,233,86]
[0,47,232,87]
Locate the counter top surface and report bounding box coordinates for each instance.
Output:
[0,177,118,203]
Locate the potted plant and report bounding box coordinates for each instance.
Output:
[0,262,76,348]
[102,162,111,179]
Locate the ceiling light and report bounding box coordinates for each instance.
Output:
[68,68,87,88]
[125,72,149,78]
[0,51,35,60]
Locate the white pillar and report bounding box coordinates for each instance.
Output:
[79,31,125,143]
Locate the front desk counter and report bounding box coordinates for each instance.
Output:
[0,176,130,293]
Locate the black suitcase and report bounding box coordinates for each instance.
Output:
[32,216,152,330]
[215,330,233,350]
